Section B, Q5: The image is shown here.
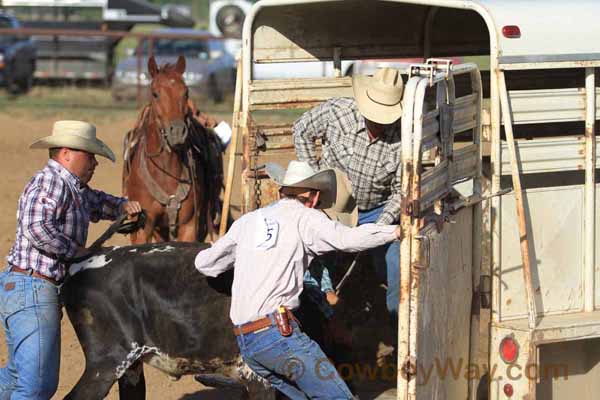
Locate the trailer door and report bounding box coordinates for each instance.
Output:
[397,61,483,400]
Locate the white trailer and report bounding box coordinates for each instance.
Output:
[223,1,600,398]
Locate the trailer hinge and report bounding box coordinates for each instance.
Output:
[479,274,491,309]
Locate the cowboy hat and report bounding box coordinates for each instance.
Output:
[265,160,336,209]
[323,169,358,227]
[352,67,404,125]
[30,120,116,162]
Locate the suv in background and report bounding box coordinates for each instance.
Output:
[0,13,36,94]
[112,28,236,102]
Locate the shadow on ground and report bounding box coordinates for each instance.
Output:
[179,388,244,400]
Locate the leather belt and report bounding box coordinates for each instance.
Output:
[233,309,298,336]
[9,266,60,286]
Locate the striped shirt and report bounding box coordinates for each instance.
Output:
[7,159,126,282]
[293,97,402,225]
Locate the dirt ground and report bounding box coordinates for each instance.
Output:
[0,112,244,399]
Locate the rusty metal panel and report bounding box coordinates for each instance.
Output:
[248,77,352,108]
[420,161,450,213]
[453,93,478,134]
[500,136,586,175]
[499,185,584,321]
[414,207,473,399]
[451,144,479,182]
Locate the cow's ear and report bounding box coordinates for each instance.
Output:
[175,55,186,75]
[148,56,159,78]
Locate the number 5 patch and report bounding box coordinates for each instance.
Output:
[255,211,279,250]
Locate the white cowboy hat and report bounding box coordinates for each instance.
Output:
[30,120,116,162]
[323,169,358,227]
[352,67,404,125]
[265,160,336,209]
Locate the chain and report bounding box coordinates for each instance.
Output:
[253,134,262,210]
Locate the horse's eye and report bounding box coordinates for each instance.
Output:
[152,91,159,99]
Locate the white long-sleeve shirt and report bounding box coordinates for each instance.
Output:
[195,198,397,325]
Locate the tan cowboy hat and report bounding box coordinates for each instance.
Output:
[265,160,336,210]
[30,120,116,162]
[352,67,404,125]
[323,169,358,227]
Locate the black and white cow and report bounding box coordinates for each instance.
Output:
[62,242,276,399]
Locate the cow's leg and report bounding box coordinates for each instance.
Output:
[64,363,116,400]
[117,361,146,400]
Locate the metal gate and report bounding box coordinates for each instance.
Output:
[397,61,483,400]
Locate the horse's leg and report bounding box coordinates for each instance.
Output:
[118,361,146,400]
[131,214,156,244]
[177,219,197,242]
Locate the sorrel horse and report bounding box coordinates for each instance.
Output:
[123,55,223,244]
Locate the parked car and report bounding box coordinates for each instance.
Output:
[0,12,36,94]
[112,28,236,102]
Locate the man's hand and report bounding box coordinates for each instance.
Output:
[121,201,142,216]
[326,291,339,306]
[394,226,403,241]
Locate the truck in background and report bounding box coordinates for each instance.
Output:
[0,11,35,93]
[0,0,195,83]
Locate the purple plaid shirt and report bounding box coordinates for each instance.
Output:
[7,159,126,282]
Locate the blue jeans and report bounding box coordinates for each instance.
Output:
[0,269,61,400]
[358,205,400,317]
[236,320,353,399]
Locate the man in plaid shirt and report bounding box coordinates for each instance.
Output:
[293,68,404,323]
[0,121,141,399]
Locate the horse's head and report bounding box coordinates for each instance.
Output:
[148,55,190,151]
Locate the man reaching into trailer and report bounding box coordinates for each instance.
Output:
[293,67,404,336]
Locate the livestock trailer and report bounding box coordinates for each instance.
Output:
[224,1,600,399]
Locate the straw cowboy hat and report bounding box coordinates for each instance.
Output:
[323,169,358,227]
[30,120,116,162]
[352,67,404,125]
[265,160,336,209]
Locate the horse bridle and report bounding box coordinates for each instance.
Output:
[148,96,191,155]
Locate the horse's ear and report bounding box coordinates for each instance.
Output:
[148,56,159,78]
[175,55,186,75]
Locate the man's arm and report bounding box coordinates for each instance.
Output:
[194,219,241,277]
[84,188,128,222]
[377,163,403,225]
[300,209,400,255]
[293,99,334,170]
[21,179,79,259]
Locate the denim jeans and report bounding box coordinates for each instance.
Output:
[0,269,61,400]
[358,205,400,317]
[236,320,353,399]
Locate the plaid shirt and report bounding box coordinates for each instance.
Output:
[293,97,402,224]
[7,159,126,282]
